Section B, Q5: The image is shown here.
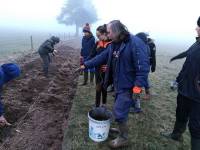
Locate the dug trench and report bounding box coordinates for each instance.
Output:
[0,42,79,150]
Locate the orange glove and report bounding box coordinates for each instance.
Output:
[132,86,142,94]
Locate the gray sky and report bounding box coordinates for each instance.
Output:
[0,0,199,47]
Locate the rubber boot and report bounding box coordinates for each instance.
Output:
[95,84,101,107]
[81,71,88,85]
[108,122,129,148]
[130,99,142,113]
[161,121,186,142]
[191,137,200,150]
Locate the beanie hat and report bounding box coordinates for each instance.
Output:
[1,63,21,83]
[197,16,200,27]
[83,23,91,33]
[50,36,60,43]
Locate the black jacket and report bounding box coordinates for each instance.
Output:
[177,37,200,102]
[148,39,156,72]
[38,39,56,55]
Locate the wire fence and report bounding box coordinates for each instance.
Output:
[0,32,75,63]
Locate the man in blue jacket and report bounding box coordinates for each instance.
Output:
[0,63,20,127]
[81,20,149,148]
[161,16,200,150]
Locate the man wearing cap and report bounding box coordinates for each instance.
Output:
[161,16,200,150]
[0,63,20,127]
[38,36,60,77]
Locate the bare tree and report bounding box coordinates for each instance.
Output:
[57,0,98,36]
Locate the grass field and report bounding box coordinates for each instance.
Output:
[62,54,191,150]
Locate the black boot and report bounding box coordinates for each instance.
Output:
[81,71,88,85]
[161,121,186,142]
[90,72,95,84]
[95,84,101,107]
[108,122,129,148]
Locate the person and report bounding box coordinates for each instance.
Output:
[80,20,149,148]
[87,24,111,107]
[148,37,156,73]
[146,36,156,99]
[80,23,96,85]
[129,32,151,113]
[0,63,20,127]
[38,36,60,77]
[161,16,200,150]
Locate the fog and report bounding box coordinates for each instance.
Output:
[0,0,199,53]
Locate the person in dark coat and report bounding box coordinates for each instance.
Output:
[80,20,149,148]
[134,33,156,100]
[87,24,111,107]
[80,23,96,85]
[161,16,200,150]
[0,63,20,127]
[129,32,150,113]
[148,38,156,73]
[38,36,60,77]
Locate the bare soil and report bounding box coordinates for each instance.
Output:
[0,42,79,150]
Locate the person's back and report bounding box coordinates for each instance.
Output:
[0,63,20,127]
[38,36,60,77]
[135,32,151,100]
[38,36,60,55]
[148,38,156,72]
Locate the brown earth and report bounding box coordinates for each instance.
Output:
[0,41,80,150]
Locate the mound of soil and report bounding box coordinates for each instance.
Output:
[0,43,80,150]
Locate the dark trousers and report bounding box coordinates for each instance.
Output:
[40,54,50,76]
[114,91,134,123]
[95,72,107,107]
[175,93,200,139]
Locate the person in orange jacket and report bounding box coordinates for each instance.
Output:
[86,24,111,107]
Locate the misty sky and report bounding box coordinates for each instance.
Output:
[0,0,199,46]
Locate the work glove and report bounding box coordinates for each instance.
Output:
[0,115,11,127]
[75,65,85,73]
[132,86,142,99]
[52,49,58,56]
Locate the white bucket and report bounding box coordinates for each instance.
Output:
[88,108,111,142]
